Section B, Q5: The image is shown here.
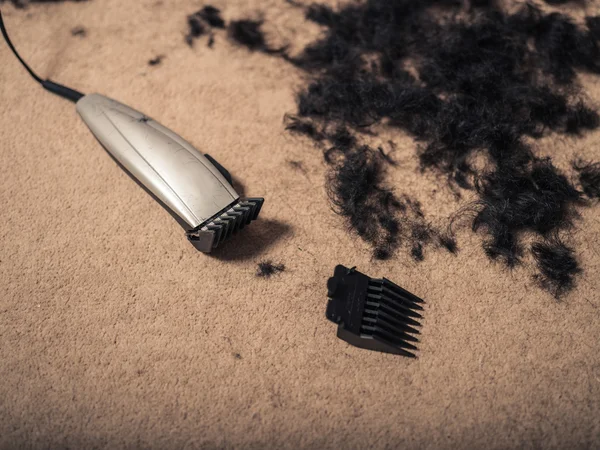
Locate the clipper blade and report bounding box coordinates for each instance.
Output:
[326,265,424,357]
[186,197,264,252]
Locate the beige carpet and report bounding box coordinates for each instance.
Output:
[1,0,599,448]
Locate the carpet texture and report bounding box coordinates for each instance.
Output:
[1,0,599,448]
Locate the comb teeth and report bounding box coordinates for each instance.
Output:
[361,279,422,357]
[326,265,424,357]
[186,197,264,252]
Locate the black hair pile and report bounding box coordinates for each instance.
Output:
[472,159,582,267]
[185,6,225,47]
[192,0,600,295]
[186,12,207,46]
[184,7,290,52]
[148,55,165,66]
[531,239,581,298]
[323,139,456,261]
[587,16,600,40]
[573,159,600,199]
[267,0,600,295]
[198,5,225,28]
[227,19,287,54]
[256,260,286,278]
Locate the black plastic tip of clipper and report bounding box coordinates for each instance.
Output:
[186,197,264,252]
[326,265,424,357]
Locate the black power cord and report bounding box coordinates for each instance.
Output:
[0,9,84,103]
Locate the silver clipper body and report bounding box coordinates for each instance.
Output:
[76,94,263,252]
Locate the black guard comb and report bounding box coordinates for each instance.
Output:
[326,265,424,357]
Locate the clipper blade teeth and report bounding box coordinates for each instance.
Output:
[326,265,424,357]
[186,197,264,252]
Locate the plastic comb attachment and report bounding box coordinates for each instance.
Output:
[326,265,424,357]
[186,197,264,252]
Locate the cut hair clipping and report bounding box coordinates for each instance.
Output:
[326,265,424,357]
